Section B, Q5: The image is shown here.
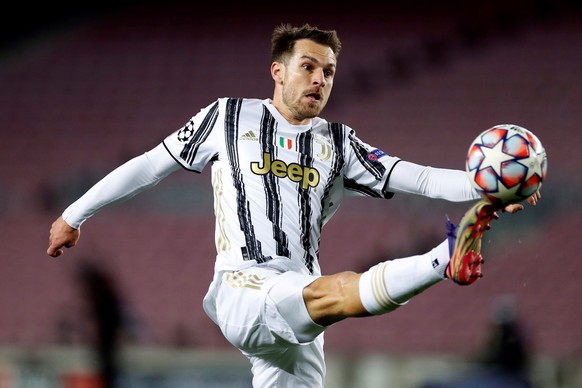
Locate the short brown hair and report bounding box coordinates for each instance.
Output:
[271,23,341,63]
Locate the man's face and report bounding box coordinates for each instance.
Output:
[279,39,336,123]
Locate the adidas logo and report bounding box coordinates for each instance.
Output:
[240,130,258,141]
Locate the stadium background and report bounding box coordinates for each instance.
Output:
[0,0,580,386]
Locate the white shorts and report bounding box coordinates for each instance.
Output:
[203,265,327,387]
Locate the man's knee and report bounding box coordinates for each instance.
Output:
[303,271,368,326]
[266,272,326,344]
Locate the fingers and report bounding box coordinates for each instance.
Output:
[527,190,541,206]
[47,236,76,257]
[501,191,541,214]
[47,227,62,257]
[47,246,64,258]
[499,189,541,215]
[47,236,67,257]
[502,203,524,214]
[47,234,58,256]
[47,217,80,257]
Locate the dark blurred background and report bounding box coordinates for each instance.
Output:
[1,1,580,387]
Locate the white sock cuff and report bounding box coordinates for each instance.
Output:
[432,239,450,278]
[359,262,407,315]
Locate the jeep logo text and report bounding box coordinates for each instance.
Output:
[251,153,319,189]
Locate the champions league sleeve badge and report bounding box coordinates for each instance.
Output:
[367,148,386,162]
[177,121,195,142]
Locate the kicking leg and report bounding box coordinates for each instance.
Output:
[304,200,497,325]
[304,241,448,325]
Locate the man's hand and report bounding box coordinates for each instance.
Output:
[47,216,80,257]
[501,190,542,214]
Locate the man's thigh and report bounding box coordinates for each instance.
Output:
[215,268,323,353]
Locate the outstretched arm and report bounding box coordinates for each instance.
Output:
[387,161,480,202]
[47,143,180,257]
[387,160,540,213]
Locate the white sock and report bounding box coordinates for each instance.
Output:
[358,239,449,315]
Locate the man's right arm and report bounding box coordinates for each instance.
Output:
[47,143,180,257]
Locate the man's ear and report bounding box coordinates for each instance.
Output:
[271,62,284,84]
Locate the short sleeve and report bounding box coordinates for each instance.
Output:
[163,100,222,172]
[342,129,401,198]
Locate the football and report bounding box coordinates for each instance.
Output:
[466,124,548,207]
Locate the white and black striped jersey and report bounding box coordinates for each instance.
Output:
[163,98,401,276]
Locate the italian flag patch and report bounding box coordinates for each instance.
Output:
[279,136,293,149]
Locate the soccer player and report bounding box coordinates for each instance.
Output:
[47,24,541,387]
